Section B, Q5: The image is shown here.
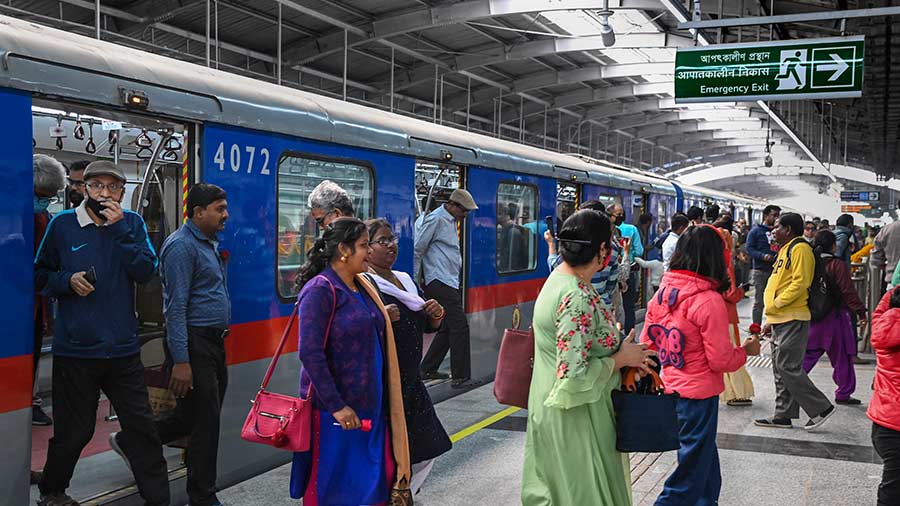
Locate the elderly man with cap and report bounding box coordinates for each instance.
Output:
[416,188,478,387]
[34,160,169,506]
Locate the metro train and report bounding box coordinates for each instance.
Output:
[0,16,768,505]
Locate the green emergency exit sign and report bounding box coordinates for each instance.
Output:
[675,36,864,103]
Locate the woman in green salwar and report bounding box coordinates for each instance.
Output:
[522,209,656,506]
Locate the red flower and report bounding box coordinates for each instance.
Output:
[556,362,569,378]
[749,323,762,335]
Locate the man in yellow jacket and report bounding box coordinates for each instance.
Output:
[754,212,835,432]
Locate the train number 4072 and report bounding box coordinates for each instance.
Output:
[213,142,271,175]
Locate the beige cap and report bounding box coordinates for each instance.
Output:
[83,160,126,182]
[449,188,478,211]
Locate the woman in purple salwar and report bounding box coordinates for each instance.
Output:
[289,218,412,505]
[803,230,868,405]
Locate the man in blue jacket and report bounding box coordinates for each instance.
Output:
[746,204,781,326]
[35,161,169,506]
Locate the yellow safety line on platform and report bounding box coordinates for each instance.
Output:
[449,406,520,443]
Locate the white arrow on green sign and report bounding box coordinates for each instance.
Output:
[675,36,864,103]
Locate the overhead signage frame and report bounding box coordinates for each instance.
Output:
[675,36,864,103]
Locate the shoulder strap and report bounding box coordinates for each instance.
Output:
[784,238,809,269]
[259,275,337,391]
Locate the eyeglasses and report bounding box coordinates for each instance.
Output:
[68,178,85,189]
[86,181,124,193]
[369,236,399,247]
[314,210,336,227]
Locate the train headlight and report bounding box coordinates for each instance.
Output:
[440,150,453,162]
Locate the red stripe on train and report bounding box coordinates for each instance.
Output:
[466,277,546,313]
[0,354,33,414]
[223,277,547,366]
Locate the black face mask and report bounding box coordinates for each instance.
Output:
[68,190,84,208]
[86,195,108,222]
[613,215,624,226]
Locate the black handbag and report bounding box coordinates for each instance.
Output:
[611,367,680,453]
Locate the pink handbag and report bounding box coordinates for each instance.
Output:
[240,276,336,452]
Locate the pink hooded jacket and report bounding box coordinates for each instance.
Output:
[640,270,748,400]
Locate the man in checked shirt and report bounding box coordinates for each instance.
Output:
[115,183,231,506]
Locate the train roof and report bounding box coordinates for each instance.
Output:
[0,15,754,203]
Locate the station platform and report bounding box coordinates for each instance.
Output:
[217,297,883,506]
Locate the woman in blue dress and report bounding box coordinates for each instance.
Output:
[290,217,411,505]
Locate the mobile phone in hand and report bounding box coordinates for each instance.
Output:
[84,266,97,286]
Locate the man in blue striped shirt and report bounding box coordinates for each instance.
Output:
[150,184,231,506]
[609,203,644,335]
[35,161,169,506]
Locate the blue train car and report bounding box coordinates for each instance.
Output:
[0,16,768,505]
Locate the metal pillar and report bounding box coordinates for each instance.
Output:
[95,0,100,39]
[466,76,471,131]
[343,29,348,101]
[542,106,548,148]
[519,95,524,143]
[214,0,219,69]
[390,48,394,112]
[556,111,561,151]
[277,2,282,84]
[433,65,438,123]
[498,89,503,138]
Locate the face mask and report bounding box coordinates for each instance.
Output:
[86,196,108,222]
[69,190,84,207]
[613,215,624,226]
[34,196,51,213]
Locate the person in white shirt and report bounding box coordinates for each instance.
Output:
[663,213,690,272]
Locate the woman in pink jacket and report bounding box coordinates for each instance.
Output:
[641,225,761,506]
[869,287,900,506]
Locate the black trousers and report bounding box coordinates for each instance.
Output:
[40,354,170,506]
[623,270,638,335]
[156,326,228,506]
[33,305,43,402]
[421,281,471,380]
[873,422,900,506]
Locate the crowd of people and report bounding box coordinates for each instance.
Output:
[28,150,900,506]
[525,202,900,506]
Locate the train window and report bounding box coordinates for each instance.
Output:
[657,199,670,235]
[555,182,578,232]
[276,154,374,298]
[496,182,538,274]
[592,193,623,212]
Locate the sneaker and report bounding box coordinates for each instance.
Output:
[835,397,862,405]
[108,432,131,470]
[726,399,753,407]
[32,406,52,426]
[753,417,793,429]
[804,405,836,432]
[37,493,80,506]
[422,371,449,381]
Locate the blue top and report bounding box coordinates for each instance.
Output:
[34,203,157,359]
[617,222,644,261]
[414,205,461,289]
[297,268,386,414]
[746,223,776,272]
[159,220,231,364]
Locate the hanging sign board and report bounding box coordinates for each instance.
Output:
[675,36,864,103]
[840,191,879,202]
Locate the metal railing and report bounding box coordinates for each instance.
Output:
[851,258,883,354]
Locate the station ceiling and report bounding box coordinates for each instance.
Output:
[4,0,897,200]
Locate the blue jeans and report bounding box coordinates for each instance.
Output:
[656,396,721,506]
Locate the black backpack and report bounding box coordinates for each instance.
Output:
[784,240,840,321]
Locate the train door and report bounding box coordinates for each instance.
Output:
[29,98,190,504]
[465,166,555,381]
[414,160,465,384]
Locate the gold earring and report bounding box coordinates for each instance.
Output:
[340,256,347,263]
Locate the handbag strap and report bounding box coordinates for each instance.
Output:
[259,275,337,390]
